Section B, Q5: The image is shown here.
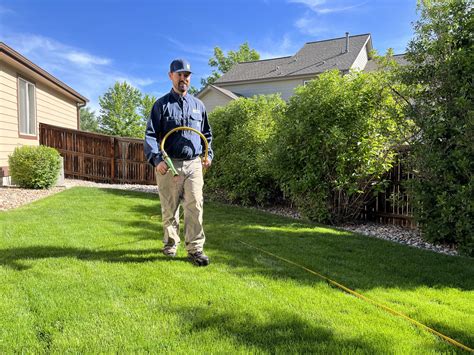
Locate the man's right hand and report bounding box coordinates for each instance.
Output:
[156,161,169,175]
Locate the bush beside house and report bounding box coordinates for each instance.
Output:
[9,146,61,189]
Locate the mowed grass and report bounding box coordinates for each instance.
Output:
[0,187,473,353]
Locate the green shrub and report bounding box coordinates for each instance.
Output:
[207,95,286,205]
[9,145,61,189]
[271,69,412,223]
[402,0,473,255]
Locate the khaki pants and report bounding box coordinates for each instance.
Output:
[156,157,205,254]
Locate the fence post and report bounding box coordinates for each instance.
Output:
[110,137,115,183]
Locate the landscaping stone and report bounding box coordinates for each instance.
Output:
[338,222,458,256]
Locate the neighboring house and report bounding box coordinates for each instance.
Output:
[0,42,88,185]
[196,85,242,113]
[197,33,406,112]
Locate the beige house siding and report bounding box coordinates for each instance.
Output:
[36,83,78,129]
[0,60,78,170]
[0,61,23,168]
[200,89,235,113]
[351,44,369,71]
[219,77,314,101]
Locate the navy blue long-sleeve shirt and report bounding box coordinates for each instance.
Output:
[144,89,213,167]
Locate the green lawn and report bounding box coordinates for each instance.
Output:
[0,187,473,353]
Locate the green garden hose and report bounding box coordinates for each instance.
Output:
[159,126,209,176]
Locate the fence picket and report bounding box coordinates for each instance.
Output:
[40,123,155,185]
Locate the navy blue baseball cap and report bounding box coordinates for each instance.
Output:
[170,58,192,73]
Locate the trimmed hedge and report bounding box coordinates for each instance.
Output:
[9,145,61,189]
[207,95,286,205]
[271,69,411,223]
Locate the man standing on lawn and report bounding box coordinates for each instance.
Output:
[144,58,213,267]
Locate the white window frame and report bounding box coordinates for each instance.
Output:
[303,80,310,86]
[18,77,37,136]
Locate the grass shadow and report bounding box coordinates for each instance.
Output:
[0,246,189,270]
[170,306,452,353]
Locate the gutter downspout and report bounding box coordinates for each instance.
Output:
[77,102,86,130]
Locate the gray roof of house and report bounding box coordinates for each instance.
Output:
[215,33,372,84]
[209,84,242,99]
[364,54,409,72]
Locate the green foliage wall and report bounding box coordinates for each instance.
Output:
[207,95,286,205]
[271,69,411,223]
[403,0,473,255]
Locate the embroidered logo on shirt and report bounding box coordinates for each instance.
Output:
[192,109,201,114]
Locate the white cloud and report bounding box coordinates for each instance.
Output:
[2,33,155,111]
[258,34,297,59]
[289,0,366,36]
[317,3,366,14]
[294,15,327,37]
[6,34,110,67]
[63,51,111,66]
[163,36,214,62]
[114,76,155,88]
[288,0,327,13]
[289,0,365,14]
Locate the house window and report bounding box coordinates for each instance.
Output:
[303,80,310,86]
[18,78,36,136]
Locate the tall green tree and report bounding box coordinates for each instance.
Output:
[98,81,144,138]
[79,107,99,132]
[201,42,260,87]
[402,0,473,254]
[140,93,157,120]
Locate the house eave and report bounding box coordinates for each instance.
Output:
[0,42,88,104]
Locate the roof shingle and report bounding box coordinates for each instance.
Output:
[215,34,372,84]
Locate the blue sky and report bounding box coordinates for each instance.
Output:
[0,0,419,112]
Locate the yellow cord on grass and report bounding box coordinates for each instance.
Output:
[238,240,473,353]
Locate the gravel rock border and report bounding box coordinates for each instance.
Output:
[0,179,157,211]
[338,222,458,256]
[0,185,66,211]
[1,179,459,256]
[243,205,459,256]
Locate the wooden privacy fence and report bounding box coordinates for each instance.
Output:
[40,123,414,226]
[361,146,415,227]
[40,123,155,184]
